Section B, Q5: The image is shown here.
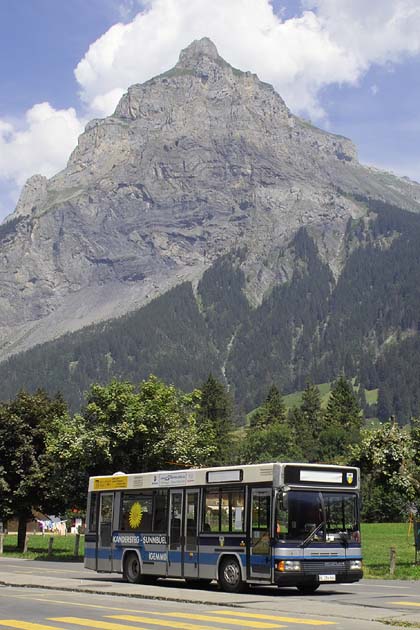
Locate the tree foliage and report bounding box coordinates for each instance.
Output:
[48,376,217,509]
[197,374,234,465]
[348,422,420,521]
[250,385,286,428]
[0,390,69,549]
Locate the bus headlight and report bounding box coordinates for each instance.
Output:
[277,560,302,572]
[349,560,362,570]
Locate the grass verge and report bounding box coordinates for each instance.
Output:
[1,533,84,561]
[362,523,420,579]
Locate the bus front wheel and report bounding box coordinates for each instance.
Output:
[124,552,143,584]
[219,557,244,593]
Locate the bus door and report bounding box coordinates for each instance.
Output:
[249,488,272,580]
[97,493,114,572]
[168,489,183,577]
[184,489,199,579]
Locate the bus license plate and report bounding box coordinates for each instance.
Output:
[319,574,336,582]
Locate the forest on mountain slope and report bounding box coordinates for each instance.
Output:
[1,198,420,424]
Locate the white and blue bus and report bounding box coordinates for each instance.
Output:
[84,462,362,594]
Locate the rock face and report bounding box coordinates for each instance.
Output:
[1,37,420,360]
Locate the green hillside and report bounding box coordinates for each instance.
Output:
[246,381,378,426]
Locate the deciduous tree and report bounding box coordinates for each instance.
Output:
[0,390,69,550]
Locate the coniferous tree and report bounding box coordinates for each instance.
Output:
[377,387,393,422]
[293,382,324,462]
[250,385,286,428]
[243,385,300,464]
[325,375,362,432]
[322,375,362,460]
[264,385,287,425]
[198,374,234,465]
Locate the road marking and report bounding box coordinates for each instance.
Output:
[0,594,286,627]
[51,619,150,630]
[391,601,420,607]
[108,615,285,630]
[372,585,409,589]
[0,623,66,630]
[0,594,111,609]
[204,611,335,626]
[51,617,207,630]
[0,564,81,574]
[152,612,284,627]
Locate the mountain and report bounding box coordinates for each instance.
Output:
[2,38,420,420]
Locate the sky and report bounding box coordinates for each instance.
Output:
[1,0,420,222]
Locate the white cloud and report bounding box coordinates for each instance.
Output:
[0,102,85,190]
[74,0,420,119]
[309,0,420,66]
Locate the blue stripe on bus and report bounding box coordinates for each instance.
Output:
[85,547,361,565]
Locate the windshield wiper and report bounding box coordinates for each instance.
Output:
[300,521,326,548]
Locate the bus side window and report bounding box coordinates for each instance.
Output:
[203,487,245,533]
[153,490,168,533]
[87,493,98,533]
[171,518,181,544]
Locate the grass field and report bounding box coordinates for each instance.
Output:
[1,533,84,561]
[361,522,420,579]
[2,523,419,578]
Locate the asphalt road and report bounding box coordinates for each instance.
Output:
[0,558,419,630]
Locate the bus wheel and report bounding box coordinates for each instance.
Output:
[219,557,244,593]
[124,552,143,584]
[296,582,319,595]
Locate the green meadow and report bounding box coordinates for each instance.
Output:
[1,533,84,561]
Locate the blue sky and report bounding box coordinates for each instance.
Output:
[1,0,420,221]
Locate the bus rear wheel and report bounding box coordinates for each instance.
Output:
[124,552,143,584]
[219,557,244,593]
[296,582,319,595]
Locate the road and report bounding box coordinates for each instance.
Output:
[0,558,419,630]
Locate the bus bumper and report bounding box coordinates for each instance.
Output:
[274,569,363,586]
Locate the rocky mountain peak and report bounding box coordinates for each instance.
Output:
[176,37,220,67]
[1,38,420,365]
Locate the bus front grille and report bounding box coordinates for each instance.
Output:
[302,560,347,574]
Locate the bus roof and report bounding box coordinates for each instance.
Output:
[88,462,360,492]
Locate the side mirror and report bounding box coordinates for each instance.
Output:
[282,492,288,510]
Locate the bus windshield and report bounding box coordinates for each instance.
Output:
[276,490,360,543]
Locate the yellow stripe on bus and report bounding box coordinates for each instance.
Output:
[204,611,336,625]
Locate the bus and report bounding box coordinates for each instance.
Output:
[84,462,362,594]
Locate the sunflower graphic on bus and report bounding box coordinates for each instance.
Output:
[129,501,143,529]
